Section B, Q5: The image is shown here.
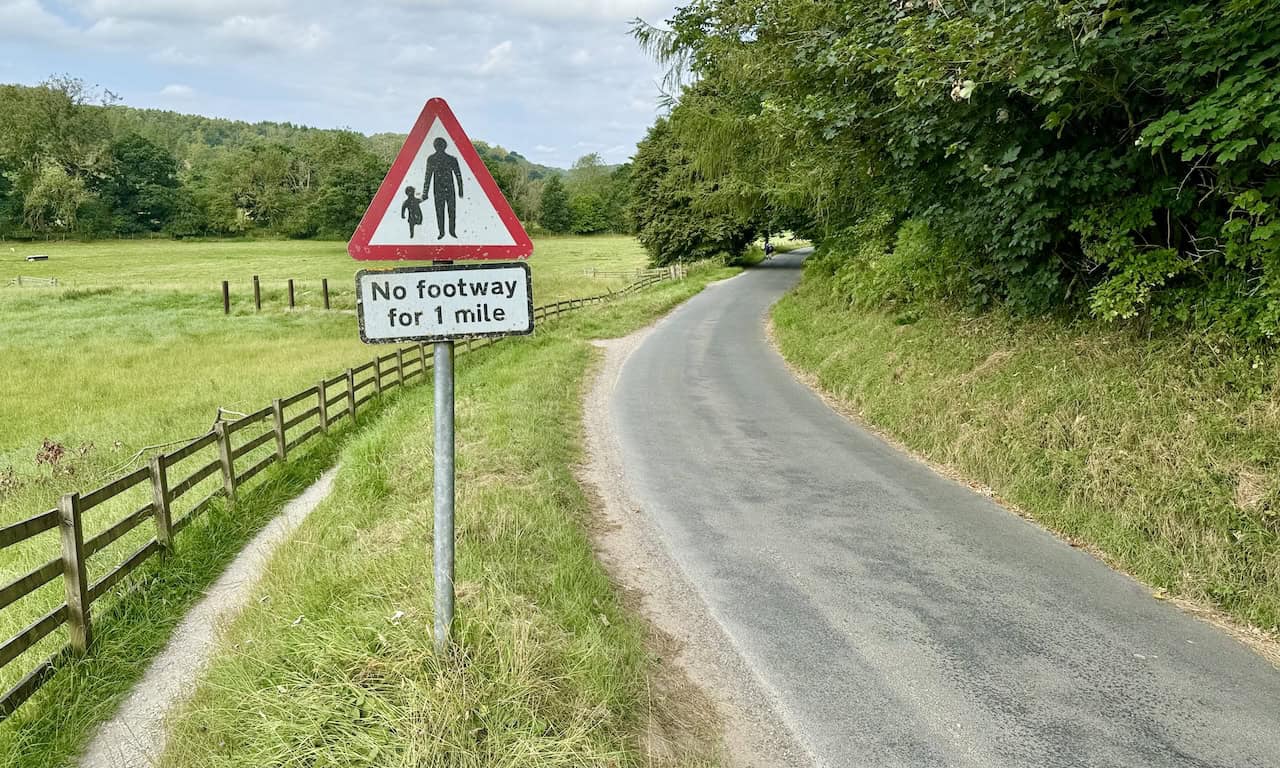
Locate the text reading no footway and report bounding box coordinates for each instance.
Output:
[356,263,533,344]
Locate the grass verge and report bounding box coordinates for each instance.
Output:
[0,432,345,768]
[772,268,1280,636]
[0,236,653,712]
[144,265,734,767]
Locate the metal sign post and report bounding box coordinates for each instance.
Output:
[433,334,455,650]
[347,98,533,652]
[353,262,533,651]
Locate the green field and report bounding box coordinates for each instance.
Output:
[0,236,647,511]
[0,235,652,758]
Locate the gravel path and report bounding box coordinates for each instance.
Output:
[580,300,814,768]
[79,468,339,768]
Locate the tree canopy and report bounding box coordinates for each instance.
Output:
[632,0,1280,339]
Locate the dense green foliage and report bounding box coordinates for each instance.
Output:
[629,118,757,264]
[0,77,633,240]
[635,1,1280,338]
[538,174,574,233]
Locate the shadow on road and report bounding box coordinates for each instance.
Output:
[754,249,810,270]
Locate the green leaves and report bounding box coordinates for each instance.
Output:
[636,0,1280,337]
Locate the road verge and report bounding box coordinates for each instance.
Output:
[150,265,745,767]
[578,315,814,767]
[770,270,1280,663]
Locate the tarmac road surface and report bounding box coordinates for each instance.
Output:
[610,249,1280,768]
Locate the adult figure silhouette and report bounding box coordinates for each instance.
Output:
[424,137,464,239]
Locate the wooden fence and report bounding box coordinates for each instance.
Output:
[0,267,680,719]
[222,276,335,314]
[6,276,59,288]
[585,265,686,281]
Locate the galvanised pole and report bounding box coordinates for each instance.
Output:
[433,338,456,652]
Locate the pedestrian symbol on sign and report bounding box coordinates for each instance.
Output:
[425,138,464,239]
[348,97,532,261]
[401,187,424,238]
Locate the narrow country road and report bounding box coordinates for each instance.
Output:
[610,249,1280,768]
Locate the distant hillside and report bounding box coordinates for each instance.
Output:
[0,79,562,240]
[0,77,629,241]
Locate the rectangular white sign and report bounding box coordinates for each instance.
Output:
[356,263,533,343]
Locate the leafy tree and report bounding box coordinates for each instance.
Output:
[634,0,1280,338]
[98,133,179,233]
[567,153,611,199]
[569,193,610,234]
[605,164,633,234]
[538,174,573,233]
[23,162,88,233]
[630,118,756,264]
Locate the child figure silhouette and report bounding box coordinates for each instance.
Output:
[401,186,424,239]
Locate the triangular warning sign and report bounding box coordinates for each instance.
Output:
[348,98,533,261]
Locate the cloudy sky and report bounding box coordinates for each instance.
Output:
[0,0,682,168]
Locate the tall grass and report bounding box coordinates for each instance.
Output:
[772,273,1280,634]
[0,250,732,767]
[155,265,733,767]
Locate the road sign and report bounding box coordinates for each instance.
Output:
[347,98,533,261]
[356,262,533,343]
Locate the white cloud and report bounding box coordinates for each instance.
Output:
[1,0,680,170]
[74,0,285,23]
[152,45,204,65]
[491,0,671,22]
[85,16,160,44]
[394,44,437,66]
[214,15,328,55]
[0,0,74,42]
[478,40,512,75]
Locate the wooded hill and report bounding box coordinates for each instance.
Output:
[0,77,631,241]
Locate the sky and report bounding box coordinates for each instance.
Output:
[0,0,683,168]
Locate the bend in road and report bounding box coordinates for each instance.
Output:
[611,249,1280,768]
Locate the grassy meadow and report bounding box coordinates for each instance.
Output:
[0,234,653,763]
[0,235,647,508]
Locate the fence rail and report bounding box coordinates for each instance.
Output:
[222,275,336,314]
[0,265,687,719]
[584,265,686,281]
[6,276,59,288]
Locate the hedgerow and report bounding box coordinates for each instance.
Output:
[633,0,1280,339]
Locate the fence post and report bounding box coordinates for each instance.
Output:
[373,357,383,395]
[322,279,330,310]
[396,348,405,383]
[272,398,287,461]
[222,281,230,315]
[318,380,329,433]
[418,343,427,377]
[288,279,296,309]
[214,421,236,501]
[150,455,173,551]
[253,275,261,311]
[346,368,358,423]
[58,493,92,653]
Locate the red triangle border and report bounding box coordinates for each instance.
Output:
[347,98,533,261]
